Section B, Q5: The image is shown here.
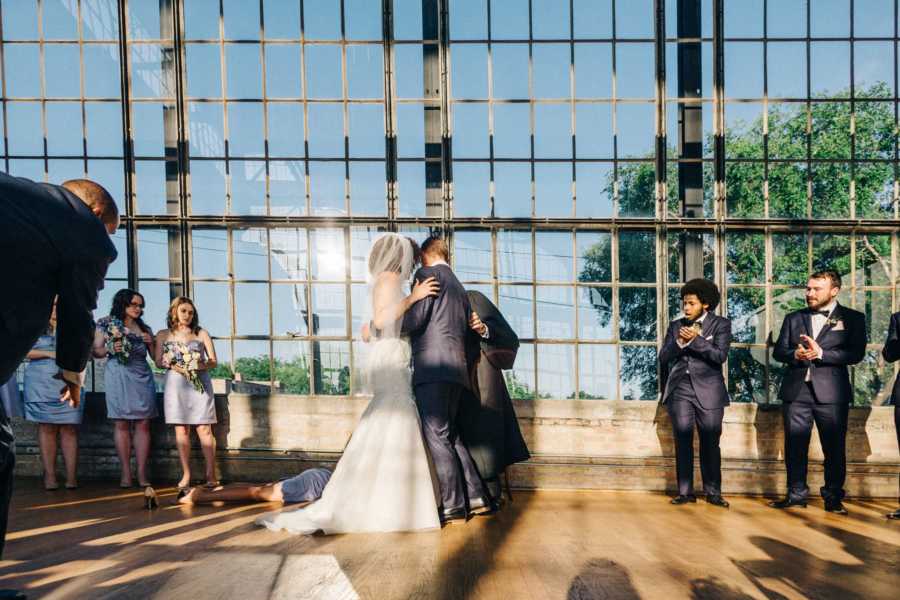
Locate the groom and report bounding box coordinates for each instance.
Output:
[402,235,489,524]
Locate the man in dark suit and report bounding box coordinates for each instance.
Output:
[659,279,732,507]
[0,173,118,599]
[402,236,488,523]
[880,310,900,520]
[770,270,866,514]
[459,290,530,505]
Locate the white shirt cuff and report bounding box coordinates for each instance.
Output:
[676,337,693,348]
[480,324,490,339]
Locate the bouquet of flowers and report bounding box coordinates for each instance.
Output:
[162,341,205,393]
[103,317,132,365]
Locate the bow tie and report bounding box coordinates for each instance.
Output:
[812,310,831,317]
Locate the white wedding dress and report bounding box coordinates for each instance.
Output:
[256,238,440,535]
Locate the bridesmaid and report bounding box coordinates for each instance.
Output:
[94,289,158,488]
[24,301,84,490]
[155,297,218,490]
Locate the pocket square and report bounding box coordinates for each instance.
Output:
[832,321,845,331]
[704,334,713,340]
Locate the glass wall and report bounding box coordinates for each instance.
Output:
[1,0,897,404]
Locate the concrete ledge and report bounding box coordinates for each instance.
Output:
[9,392,900,498]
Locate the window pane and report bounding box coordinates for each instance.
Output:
[534,163,572,217]
[618,231,655,283]
[265,44,302,97]
[537,343,575,398]
[4,44,41,97]
[267,103,304,157]
[578,287,613,340]
[493,162,532,217]
[536,287,574,339]
[498,285,534,338]
[306,45,343,98]
[313,341,350,395]
[451,44,488,98]
[349,161,387,215]
[620,345,657,400]
[452,162,491,217]
[498,230,532,281]
[506,343,535,399]
[347,45,384,98]
[578,344,615,399]
[190,160,227,214]
[454,230,493,281]
[619,288,656,341]
[309,161,346,215]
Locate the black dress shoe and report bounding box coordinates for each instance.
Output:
[670,494,697,505]
[768,497,807,509]
[0,590,26,600]
[706,495,730,508]
[824,500,848,515]
[440,508,467,524]
[886,508,900,520]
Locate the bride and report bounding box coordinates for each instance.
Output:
[256,233,442,534]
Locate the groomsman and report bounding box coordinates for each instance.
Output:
[881,310,900,520]
[659,279,731,507]
[770,270,866,514]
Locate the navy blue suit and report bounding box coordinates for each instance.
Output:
[0,172,116,557]
[402,263,485,513]
[659,313,731,496]
[772,304,866,502]
[880,312,900,481]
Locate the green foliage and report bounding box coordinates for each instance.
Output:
[575,84,894,403]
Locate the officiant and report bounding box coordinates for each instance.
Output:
[459,290,531,506]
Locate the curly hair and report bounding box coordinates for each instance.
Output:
[680,278,721,312]
[110,288,152,334]
[166,296,201,334]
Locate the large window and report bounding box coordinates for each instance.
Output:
[1,0,896,404]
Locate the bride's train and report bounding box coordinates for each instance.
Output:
[255,338,440,534]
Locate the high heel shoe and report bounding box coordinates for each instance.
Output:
[144,486,159,510]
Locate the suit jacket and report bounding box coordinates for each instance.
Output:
[881,311,900,405]
[458,291,530,480]
[0,172,116,396]
[772,304,866,404]
[401,263,477,389]
[658,313,731,410]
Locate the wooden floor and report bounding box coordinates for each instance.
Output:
[1,479,899,599]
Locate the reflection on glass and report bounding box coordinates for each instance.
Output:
[852,350,891,406]
[272,341,311,394]
[309,161,346,216]
[537,343,575,398]
[536,286,574,338]
[578,344,615,399]
[575,163,614,218]
[270,228,309,280]
[234,283,270,335]
[727,287,766,344]
[728,347,766,403]
[498,230,532,281]
[269,160,306,217]
[506,342,535,400]
[233,228,268,279]
[726,232,765,285]
[191,228,228,278]
[193,281,231,337]
[454,230,493,281]
[498,285,534,338]
[228,103,265,157]
[229,159,266,215]
[188,102,225,157]
[137,229,171,279]
[311,228,347,281]
[619,287,656,341]
[311,284,347,336]
[190,160,227,215]
[313,341,350,395]
[618,231,655,283]
[620,345,656,400]
[535,232,573,281]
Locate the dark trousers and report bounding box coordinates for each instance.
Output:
[783,383,849,502]
[0,435,12,558]
[895,402,899,502]
[667,377,724,497]
[415,382,486,513]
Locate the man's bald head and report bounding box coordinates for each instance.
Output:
[62,179,119,234]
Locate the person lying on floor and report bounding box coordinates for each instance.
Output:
[177,467,332,506]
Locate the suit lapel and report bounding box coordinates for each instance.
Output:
[815,304,841,342]
[700,313,715,338]
[801,310,813,340]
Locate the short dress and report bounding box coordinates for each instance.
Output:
[24,333,84,425]
[162,339,216,425]
[98,317,159,420]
